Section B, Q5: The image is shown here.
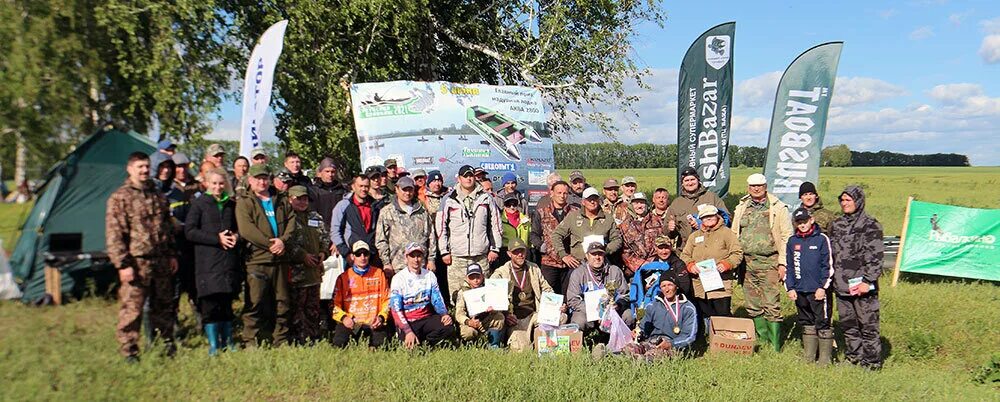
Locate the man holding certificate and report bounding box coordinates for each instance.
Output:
[680,205,744,334]
[491,238,565,351]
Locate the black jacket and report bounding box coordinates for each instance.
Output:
[311,177,347,228]
[184,194,241,297]
[829,186,884,296]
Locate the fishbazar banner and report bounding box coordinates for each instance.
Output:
[677,22,735,198]
[350,81,555,206]
[894,199,1000,283]
[763,42,842,208]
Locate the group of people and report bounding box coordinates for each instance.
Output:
[106,143,884,370]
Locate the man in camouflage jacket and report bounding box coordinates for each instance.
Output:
[375,177,437,277]
[106,152,178,362]
[288,186,328,343]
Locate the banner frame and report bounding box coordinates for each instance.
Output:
[891,196,914,287]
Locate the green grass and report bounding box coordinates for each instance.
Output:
[0,202,31,253]
[558,167,1000,236]
[1,277,998,400]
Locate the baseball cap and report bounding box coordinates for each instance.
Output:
[586,242,606,255]
[275,168,294,183]
[397,167,410,177]
[697,204,719,219]
[507,238,527,251]
[621,176,637,185]
[569,170,585,182]
[157,139,175,150]
[171,152,191,165]
[458,165,475,176]
[631,192,648,202]
[466,263,484,277]
[206,143,225,156]
[680,167,699,180]
[383,158,397,169]
[501,172,517,185]
[602,178,619,189]
[248,164,270,177]
[251,148,267,158]
[364,166,380,178]
[288,185,309,198]
[747,173,767,186]
[654,235,674,248]
[793,207,812,222]
[473,167,486,176]
[404,242,425,256]
[351,241,370,253]
[411,169,427,178]
[502,192,520,204]
[427,170,443,182]
[396,176,416,189]
[582,187,600,200]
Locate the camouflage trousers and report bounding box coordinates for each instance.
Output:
[743,254,783,322]
[242,264,291,347]
[290,284,322,343]
[838,294,882,368]
[459,311,505,342]
[117,258,175,357]
[447,254,488,306]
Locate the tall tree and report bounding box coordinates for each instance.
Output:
[222,0,664,170]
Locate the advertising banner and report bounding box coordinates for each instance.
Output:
[350,81,555,206]
[239,20,289,157]
[895,199,1000,283]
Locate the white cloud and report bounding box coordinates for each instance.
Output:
[735,71,782,109]
[948,11,973,26]
[832,77,908,107]
[927,83,983,104]
[909,26,935,40]
[981,17,1000,34]
[979,35,1000,63]
[878,9,897,19]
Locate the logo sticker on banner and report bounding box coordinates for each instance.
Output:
[705,35,732,69]
[350,81,555,208]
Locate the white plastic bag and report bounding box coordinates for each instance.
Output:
[599,303,634,353]
[319,255,345,300]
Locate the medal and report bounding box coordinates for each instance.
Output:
[514,267,528,299]
[519,291,528,300]
[673,326,681,334]
[661,297,682,335]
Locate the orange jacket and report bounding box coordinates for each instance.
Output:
[331,266,390,325]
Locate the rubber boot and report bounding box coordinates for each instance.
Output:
[752,317,770,347]
[220,321,236,352]
[487,329,503,349]
[817,329,834,367]
[801,325,818,363]
[768,321,782,352]
[204,323,220,356]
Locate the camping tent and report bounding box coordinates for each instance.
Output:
[10,129,155,302]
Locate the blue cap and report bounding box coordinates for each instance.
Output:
[427,170,443,182]
[501,172,517,185]
[157,139,175,150]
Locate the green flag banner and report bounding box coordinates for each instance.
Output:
[897,199,1000,282]
[677,22,735,198]
[763,42,842,208]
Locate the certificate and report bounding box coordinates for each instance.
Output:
[584,289,608,322]
[464,283,509,317]
[538,292,564,327]
[697,259,724,292]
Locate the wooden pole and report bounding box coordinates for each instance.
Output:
[44,265,62,305]
[891,196,914,287]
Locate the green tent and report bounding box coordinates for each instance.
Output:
[10,129,155,302]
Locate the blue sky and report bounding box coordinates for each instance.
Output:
[209,0,1000,165]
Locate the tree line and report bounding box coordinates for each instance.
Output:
[554,143,971,169]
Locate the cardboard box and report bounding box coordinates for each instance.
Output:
[536,328,584,356]
[708,316,756,355]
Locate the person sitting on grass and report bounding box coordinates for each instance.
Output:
[389,242,454,349]
[455,263,506,348]
[566,242,632,331]
[786,207,835,366]
[331,241,391,349]
[626,271,697,360]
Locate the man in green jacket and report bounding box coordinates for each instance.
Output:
[288,185,327,344]
[551,187,623,269]
[236,164,298,347]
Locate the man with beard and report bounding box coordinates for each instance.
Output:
[798,181,837,233]
[529,181,578,294]
[666,167,729,249]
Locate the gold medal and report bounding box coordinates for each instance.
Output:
[519,291,528,300]
[673,326,681,334]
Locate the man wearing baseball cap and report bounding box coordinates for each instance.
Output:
[375,176,437,278]
[552,187,622,286]
[287,185,327,343]
[383,159,399,193]
[665,167,729,249]
[680,204,743,334]
[620,176,638,201]
[566,170,588,207]
[491,238,564,351]
[331,241,391,349]
[438,165,502,305]
[204,143,225,169]
[565,242,632,330]
[411,168,428,206]
[389,242,454,349]
[732,172,792,351]
[149,139,176,171]
[785,207,835,366]
[455,263,505,348]
[600,178,622,223]
[250,148,268,165]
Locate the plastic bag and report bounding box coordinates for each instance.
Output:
[599,304,634,353]
[319,255,345,300]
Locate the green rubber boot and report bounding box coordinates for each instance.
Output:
[801,325,818,363]
[753,317,770,347]
[817,329,834,367]
[768,321,783,352]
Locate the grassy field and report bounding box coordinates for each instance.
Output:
[557,167,1000,236]
[0,201,31,253]
[1,168,999,400]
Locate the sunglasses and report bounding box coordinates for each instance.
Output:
[461,173,475,178]
[504,202,519,207]
[353,251,370,257]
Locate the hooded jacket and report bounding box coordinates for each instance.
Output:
[629,254,689,316]
[437,185,502,258]
[785,223,833,293]
[732,192,793,265]
[829,186,884,296]
[639,294,697,349]
[666,185,729,248]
